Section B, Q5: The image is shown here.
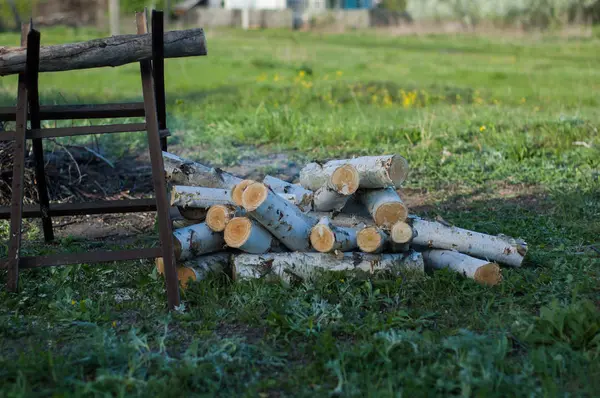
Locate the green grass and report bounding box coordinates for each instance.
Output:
[1,26,600,396]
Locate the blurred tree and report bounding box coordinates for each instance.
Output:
[379,0,407,11]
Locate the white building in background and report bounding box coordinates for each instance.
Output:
[224,0,287,8]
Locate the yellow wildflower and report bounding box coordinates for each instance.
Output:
[298,70,306,78]
[520,97,526,104]
[273,74,280,82]
[336,70,343,77]
[256,73,267,82]
[480,125,486,132]
[112,321,117,327]
[71,300,76,305]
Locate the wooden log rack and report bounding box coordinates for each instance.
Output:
[0,10,203,310]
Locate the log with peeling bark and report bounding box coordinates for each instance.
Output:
[357,226,409,254]
[263,175,314,212]
[170,185,234,208]
[173,222,225,261]
[163,152,242,189]
[421,250,502,286]
[232,251,424,283]
[241,182,318,252]
[409,217,528,267]
[0,29,207,76]
[224,217,281,254]
[359,187,408,228]
[206,205,246,232]
[300,154,409,189]
[310,217,358,253]
[155,253,232,288]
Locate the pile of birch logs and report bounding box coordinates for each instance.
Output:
[158,151,528,288]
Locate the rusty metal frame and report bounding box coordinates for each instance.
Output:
[0,10,185,310]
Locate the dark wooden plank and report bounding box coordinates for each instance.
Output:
[0,102,145,122]
[0,198,158,219]
[137,10,180,310]
[26,28,54,242]
[6,24,30,292]
[152,10,168,151]
[0,248,162,269]
[0,125,170,141]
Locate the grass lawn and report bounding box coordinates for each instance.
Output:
[1,26,600,396]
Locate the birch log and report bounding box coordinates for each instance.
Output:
[232,252,424,283]
[173,222,225,261]
[263,175,314,212]
[224,217,279,254]
[422,250,502,286]
[309,217,358,253]
[155,253,231,288]
[241,182,317,252]
[170,186,233,208]
[357,226,408,254]
[410,217,528,267]
[206,205,246,232]
[359,187,408,228]
[300,154,409,189]
[231,179,305,208]
[313,165,360,211]
[163,152,242,188]
[0,29,207,76]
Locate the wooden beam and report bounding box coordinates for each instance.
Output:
[0,28,207,76]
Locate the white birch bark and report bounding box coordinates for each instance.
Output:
[300,154,409,189]
[308,212,373,229]
[163,151,242,188]
[421,249,502,286]
[173,222,225,261]
[224,217,278,254]
[231,251,424,283]
[263,175,314,212]
[410,217,528,267]
[309,217,358,253]
[241,182,318,252]
[170,185,234,208]
[359,187,408,228]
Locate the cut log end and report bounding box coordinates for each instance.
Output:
[241,182,269,211]
[473,262,503,286]
[391,221,413,243]
[357,226,384,253]
[232,179,256,206]
[388,155,410,186]
[178,267,198,289]
[310,223,336,253]
[224,217,253,248]
[374,202,408,227]
[155,257,164,275]
[206,205,234,232]
[331,164,360,195]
